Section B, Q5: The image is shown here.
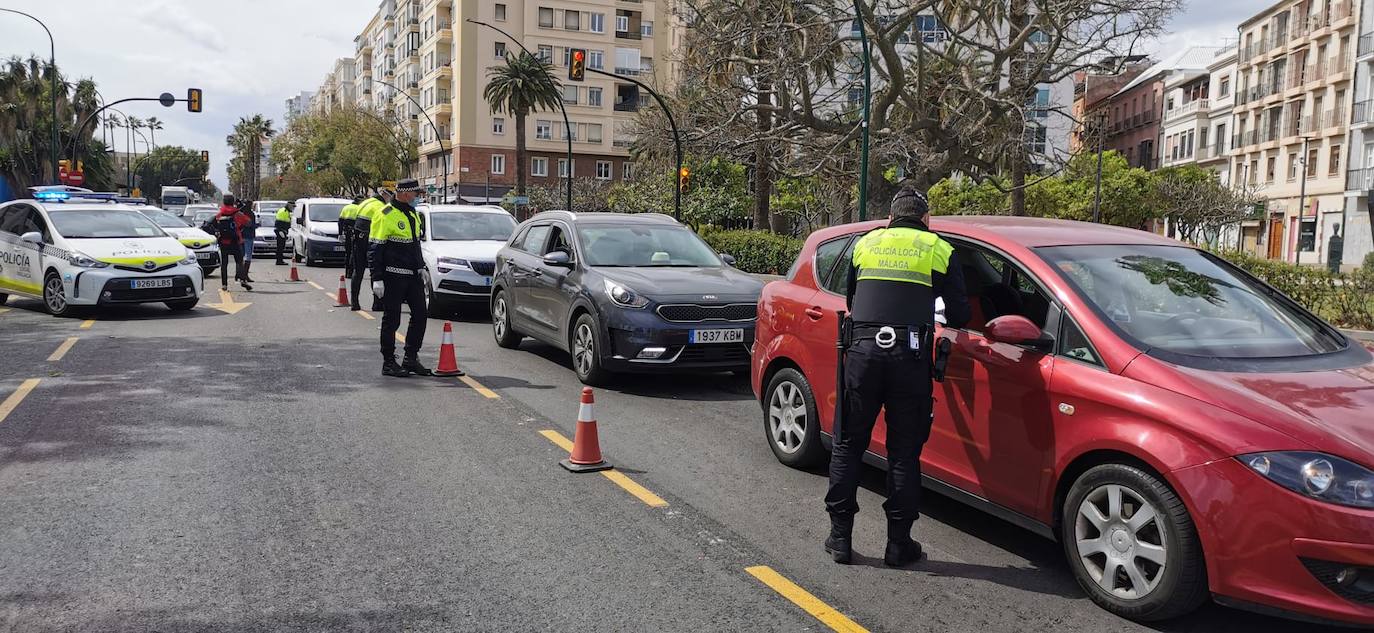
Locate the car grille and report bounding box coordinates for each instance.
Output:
[677,344,752,364]
[1301,558,1374,606]
[469,261,496,276]
[438,279,492,294]
[113,263,179,274]
[657,303,756,323]
[99,276,197,303]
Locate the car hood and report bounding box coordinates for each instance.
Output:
[425,240,504,262]
[1125,349,1374,466]
[309,222,339,237]
[70,237,191,267]
[597,266,764,303]
[163,227,216,250]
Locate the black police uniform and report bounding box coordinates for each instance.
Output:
[825,213,971,565]
[368,197,428,372]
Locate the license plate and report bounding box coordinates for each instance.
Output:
[690,328,745,344]
[333,245,346,252]
[195,252,214,260]
[131,278,174,290]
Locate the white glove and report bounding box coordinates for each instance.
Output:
[372,280,385,298]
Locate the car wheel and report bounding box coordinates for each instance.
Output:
[165,299,198,311]
[764,368,825,468]
[571,313,610,386]
[0,293,7,306]
[1061,463,1208,622]
[491,290,522,349]
[42,271,76,318]
[426,280,450,317]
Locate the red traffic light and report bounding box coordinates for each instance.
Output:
[568,48,586,82]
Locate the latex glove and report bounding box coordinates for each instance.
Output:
[372,280,385,299]
[935,296,947,325]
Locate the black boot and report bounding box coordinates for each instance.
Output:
[402,357,433,377]
[884,520,923,567]
[382,358,410,377]
[242,260,255,282]
[823,516,853,564]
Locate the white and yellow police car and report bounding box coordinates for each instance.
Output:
[0,192,204,316]
[135,206,220,277]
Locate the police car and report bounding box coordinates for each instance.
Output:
[136,206,220,277]
[0,192,204,316]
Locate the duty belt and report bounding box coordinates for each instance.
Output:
[852,323,931,351]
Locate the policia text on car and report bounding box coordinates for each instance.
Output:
[369,179,431,377]
[824,185,971,567]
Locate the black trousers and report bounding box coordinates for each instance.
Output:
[341,230,354,277]
[218,244,244,286]
[380,272,427,361]
[275,232,288,262]
[351,237,369,309]
[825,338,934,526]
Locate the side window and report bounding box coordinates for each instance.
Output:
[1059,316,1104,367]
[812,236,852,293]
[546,225,574,258]
[519,225,551,254]
[0,205,28,235]
[24,209,52,243]
[952,242,1053,333]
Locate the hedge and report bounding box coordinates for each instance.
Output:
[1217,250,1374,331]
[701,229,804,275]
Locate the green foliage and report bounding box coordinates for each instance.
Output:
[504,178,613,213]
[599,156,751,226]
[133,146,211,202]
[0,56,111,191]
[700,229,803,275]
[1216,249,1374,330]
[271,108,410,197]
[1363,251,1374,273]
[928,176,1007,216]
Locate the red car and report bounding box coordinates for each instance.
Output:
[752,216,1374,626]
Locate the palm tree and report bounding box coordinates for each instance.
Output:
[227,114,275,199]
[0,55,114,190]
[483,52,561,218]
[144,116,164,149]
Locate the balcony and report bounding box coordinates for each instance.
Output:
[1347,167,1374,190]
[614,67,640,76]
[419,139,451,156]
[1164,99,1210,122]
[425,102,452,117]
[1354,100,1374,124]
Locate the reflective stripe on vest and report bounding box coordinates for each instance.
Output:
[851,227,952,287]
[369,205,421,243]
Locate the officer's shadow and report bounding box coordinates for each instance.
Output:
[838,550,1080,598]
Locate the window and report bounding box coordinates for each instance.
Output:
[495,42,507,58]
[561,84,579,104]
[1307,147,1318,178]
[536,120,552,140]
[616,15,629,33]
[565,10,581,30]
[1266,156,1276,182]
[491,154,506,175]
[538,45,553,63]
[1219,75,1230,97]
[492,117,505,135]
[814,236,854,295]
[952,243,1052,332]
[495,3,507,21]
[546,226,574,258]
[518,225,552,253]
[588,50,605,70]
[532,157,549,177]
[1330,144,1342,175]
[914,15,945,42]
[588,87,603,107]
[562,121,578,141]
[1029,87,1050,118]
[587,123,603,143]
[1025,125,1047,155]
[641,21,653,37]
[596,160,612,179]
[1058,317,1103,367]
[1288,152,1299,180]
[538,7,555,28]
[590,13,605,33]
[559,158,573,177]
[622,162,634,180]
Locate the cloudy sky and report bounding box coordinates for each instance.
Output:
[4,0,1246,190]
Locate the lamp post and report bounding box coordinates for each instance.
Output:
[1,8,59,186]
[584,67,683,221]
[1092,110,1107,224]
[362,77,448,202]
[1295,135,1313,267]
[356,107,416,177]
[852,1,873,221]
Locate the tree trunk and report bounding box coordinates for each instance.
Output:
[754,78,774,232]
[515,110,528,221]
[1010,158,1026,217]
[1008,0,1031,217]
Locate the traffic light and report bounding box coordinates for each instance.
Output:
[305,160,315,173]
[678,167,690,193]
[187,88,203,113]
[201,150,209,162]
[569,48,586,82]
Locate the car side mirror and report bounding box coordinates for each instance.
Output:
[719,253,737,266]
[542,250,573,268]
[985,315,1053,350]
[20,231,43,245]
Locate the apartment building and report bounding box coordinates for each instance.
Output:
[1161,47,1238,178]
[1232,0,1359,264]
[1339,0,1374,270]
[312,58,358,114]
[285,91,315,123]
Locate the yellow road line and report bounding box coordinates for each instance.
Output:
[79,319,95,329]
[357,311,375,320]
[0,308,10,314]
[459,375,499,399]
[306,280,324,290]
[745,566,869,633]
[0,379,41,425]
[47,337,79,362]
[323,291,338,300]
[539,429,667,507]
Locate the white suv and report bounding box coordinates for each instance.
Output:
[419,205,517,311]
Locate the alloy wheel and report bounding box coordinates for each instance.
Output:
[1075,484,1169,600]
[768,381,807,454]
[44,276,67,314]
[573,322,595,376]
[493,297,508,339]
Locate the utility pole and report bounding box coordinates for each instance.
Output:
[1092,110,1106,224]
[1294,135,1312,267]
[853,1,873,221]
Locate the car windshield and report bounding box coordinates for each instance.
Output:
[429,212,516,241]
[193,211,216,224]
[577,224,722,267]
[162,195,188,205]
[1039,244,1345,359]
[143,209,190,228]
[256,201,286,212]
[256,213,276,226]
[48,209,167,239]
[307,204,345,222]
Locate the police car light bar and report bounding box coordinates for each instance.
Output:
[33,191,70,201]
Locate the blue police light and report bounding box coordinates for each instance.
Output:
[34,191,70,202]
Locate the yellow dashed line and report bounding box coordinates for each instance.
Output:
[0,308,10,314]
[745,566,869,633]
[79,319,95,329]
[538,429,667,507]
[460,375,499,399]
[0,379,41,425]
[47,337,78,362]
[357,311,375,320]
[306,280,324,290]
[323,291,338,300]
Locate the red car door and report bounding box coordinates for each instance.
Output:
[799,234,858,437]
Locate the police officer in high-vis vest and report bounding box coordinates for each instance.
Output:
[353,187,390,312]
[338,196,363,279]
[369,179,430,377]
[273,201,295,265]
[824,185,971,567]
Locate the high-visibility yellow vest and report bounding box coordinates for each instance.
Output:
[275,207,291,223]
[369,204,422,243]
[851,227,952,287]
[339,203,359,221]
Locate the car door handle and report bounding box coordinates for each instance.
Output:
[805,307,825,320]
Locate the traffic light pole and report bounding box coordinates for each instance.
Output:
[68,95,181,170]
[853,0,873,222]
[586,68,682,221]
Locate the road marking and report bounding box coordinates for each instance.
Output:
[357,310,375,320]
[79,319,95,329]
[323,291,338,300]
[459,375,499,399]
[206,289,252,315]
[0,308,10,315]
[307,280,324,290]
[745,566,869,633]
[0,379,41,425]
[47,337,78,362]
[539,429,667,507]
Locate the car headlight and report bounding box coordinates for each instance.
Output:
[1241,451,1374,509]
[308,226,332,237]
[180,250,199,266]
[437,257,471,273]
[604,279,648,309]
[70,252,109,269]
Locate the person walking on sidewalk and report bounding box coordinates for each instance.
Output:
[214,195,252,291]
[369,179,430,377]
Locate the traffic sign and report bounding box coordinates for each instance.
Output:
[514,196,530,205]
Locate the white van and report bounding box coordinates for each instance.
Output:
[289,197,350,266]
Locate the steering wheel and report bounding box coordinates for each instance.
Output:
[1162,312,1205,333]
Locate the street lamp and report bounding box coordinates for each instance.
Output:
[362,77,448,203]
[1,8,59,186]
[851,2,873,222]
[1092,110,1107,224]
[1295,135,1314,267]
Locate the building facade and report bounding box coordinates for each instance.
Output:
[285,91,315,123]
[312,58,358,114]
[1340,0,1374,270]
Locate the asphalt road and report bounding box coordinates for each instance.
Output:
[0,262,1358,632]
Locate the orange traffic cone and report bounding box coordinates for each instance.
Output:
[560,387,612,473]
[434,321,465,377]
[289,263,301,282]
[335,275,349,307]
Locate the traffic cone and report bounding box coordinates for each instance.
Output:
[289,263,301,282]
[434,321,465,377]
[560,387,612,473]
[335,275,349,307]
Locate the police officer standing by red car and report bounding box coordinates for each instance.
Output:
[824,184,971,567]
